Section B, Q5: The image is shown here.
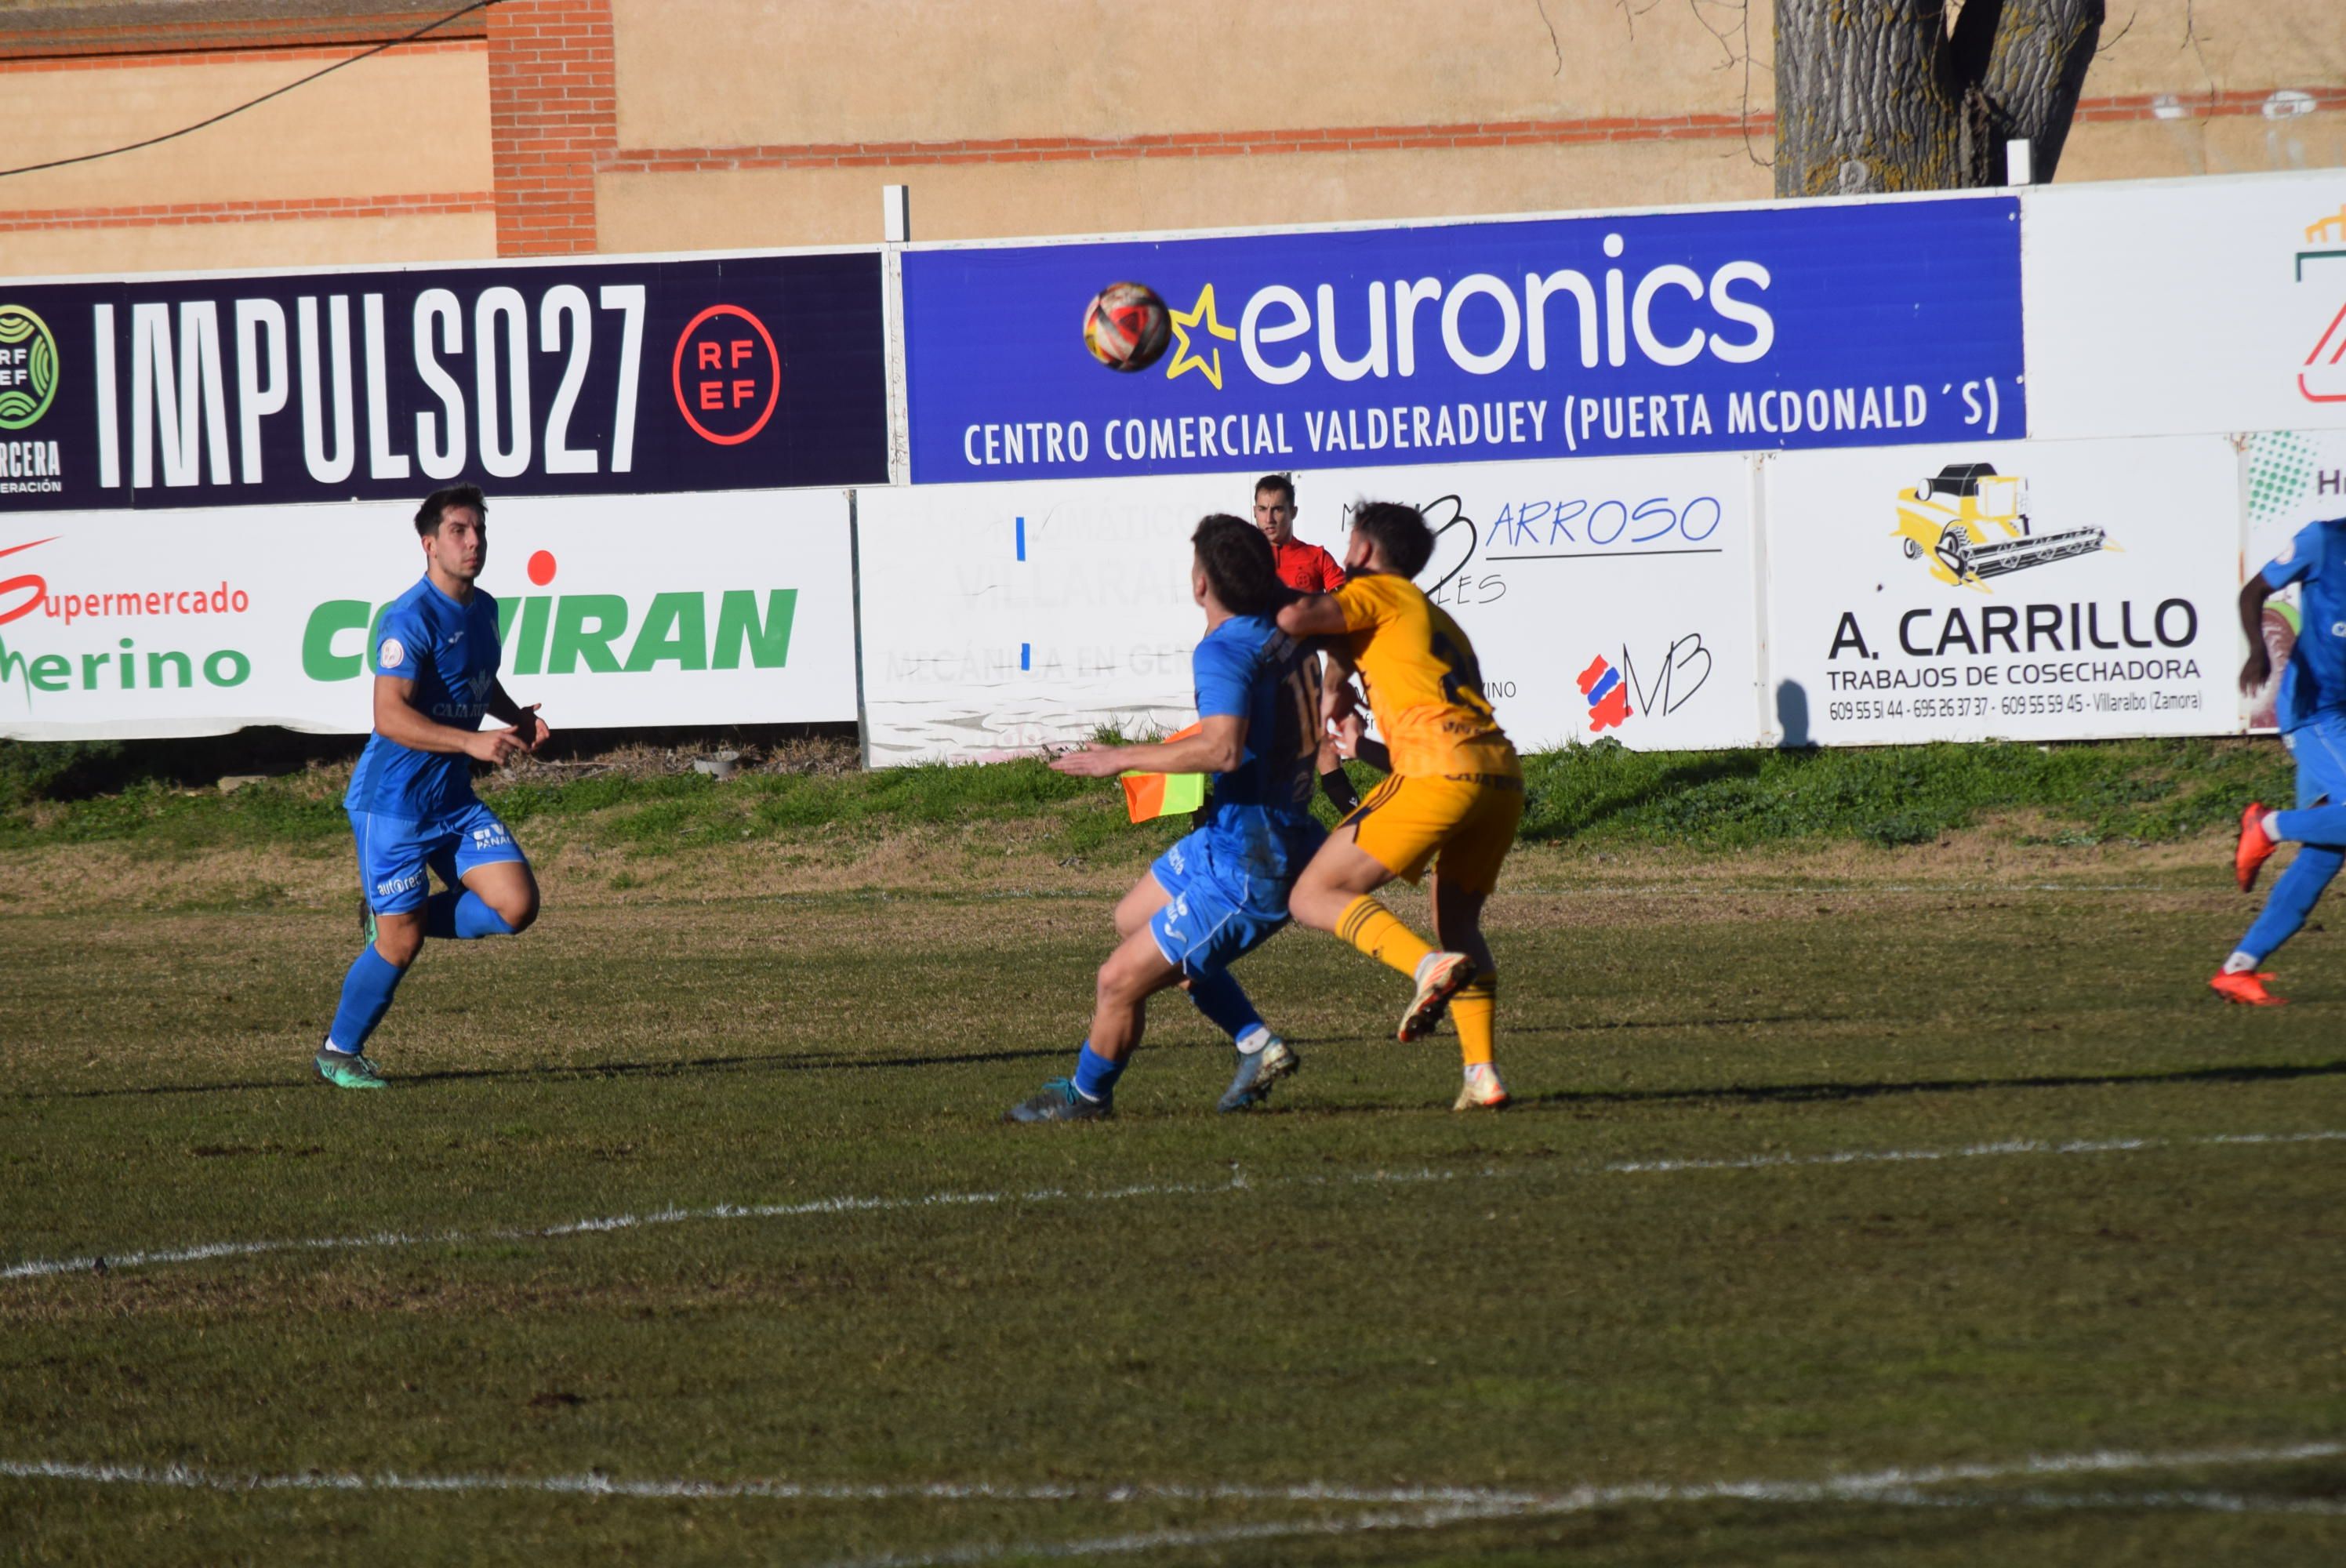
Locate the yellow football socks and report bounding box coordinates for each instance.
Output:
[1335,895,1433,978]
[1451,974,1496,1068]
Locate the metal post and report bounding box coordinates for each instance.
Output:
[881,186,911,486]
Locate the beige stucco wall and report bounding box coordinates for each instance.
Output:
[1,0,2340,280]
[0,212,496,279]
[598,0,2346,252]
[610,0,1757,150]
[599,138,1776,252]
[2061,111,2346,186]
[2068,0,2346,96]
[0,47,490,213]
[612,0,2346,154]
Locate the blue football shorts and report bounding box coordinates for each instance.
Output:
[1146,829,1293,980]
[2286,711,2346,808]
[350,801,528,915]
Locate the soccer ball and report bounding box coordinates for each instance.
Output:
[1082,282,1171,372]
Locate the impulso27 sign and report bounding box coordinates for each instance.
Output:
[0,252,887,512]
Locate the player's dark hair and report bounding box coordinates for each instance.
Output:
[415,484,487,537]
[1193,514,1281,616]
[1254,473,1295,507]
[1350,500,1434,578]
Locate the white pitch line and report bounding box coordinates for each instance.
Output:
[11,1444,2330,1559]
[819,1442,2346,1568]
[6,1129,2342,1284]
[0,1459,1538,1508]
[1867,1485,2346,1515]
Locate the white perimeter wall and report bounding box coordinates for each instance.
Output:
[862,169,2346,763]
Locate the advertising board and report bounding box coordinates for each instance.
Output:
[0,252,887,513]
[858,455,1762,764]
[904,197,2025,485]
[0,488,859,739]
[2024,170,2346,444]
[1763,436,2241,746]
[2243,428,2346,728]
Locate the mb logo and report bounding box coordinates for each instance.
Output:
[672,303,779,445]
[0,305,59,431]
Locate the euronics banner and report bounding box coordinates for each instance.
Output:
[0,491,858,739]
[0,252,886,513]
[858,455,1763,764]
[902,196,2026,485]
[1761,437,2241,746]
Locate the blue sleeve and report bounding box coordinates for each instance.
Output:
[369,604,428,677]
[2261,523,2324,591]
[475,591,503,660]
[1192,632,1255,720]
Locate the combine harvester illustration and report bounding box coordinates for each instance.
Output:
[1892,463,2106,590]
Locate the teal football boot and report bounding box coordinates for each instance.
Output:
[1004,1078,1111,1123]
[315,1047,387,1091]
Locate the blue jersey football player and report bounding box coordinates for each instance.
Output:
[2221,514,2346,1005]
[315,485,549,1087]
[1008,514,1327,1120]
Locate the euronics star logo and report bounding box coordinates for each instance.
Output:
[1165,283,1238,390]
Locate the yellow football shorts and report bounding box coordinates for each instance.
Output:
[1339,771,1524,895]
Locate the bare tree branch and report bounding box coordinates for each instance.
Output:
[2181,0,2218,111]
[1685,0,1773,169]
[1531,0,1562,78]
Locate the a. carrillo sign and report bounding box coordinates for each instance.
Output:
[902,195,2026,483]
[0,252,887,512]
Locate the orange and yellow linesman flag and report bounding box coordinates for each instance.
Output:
[1119,721,1208,822]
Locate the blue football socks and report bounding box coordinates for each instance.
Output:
[1184,968,1267,1047]
[424,888,518,939]
[1071,1042,1125,1104]
[2268,805,2346,849]
[2239,844,2344,962]
[326,945,405,1054]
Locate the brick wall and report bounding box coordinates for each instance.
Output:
[486,0,612,257]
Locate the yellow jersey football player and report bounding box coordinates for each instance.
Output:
[1276,499,1521,1110]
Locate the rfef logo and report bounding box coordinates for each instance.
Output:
[0,305,59,430]
[672,304,779,445]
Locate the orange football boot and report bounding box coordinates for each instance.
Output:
[1400,952,1476,1043]
[2209,970,2287,1006]
[2235,803,2279,892]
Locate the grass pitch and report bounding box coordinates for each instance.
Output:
[2,774,2343,1563]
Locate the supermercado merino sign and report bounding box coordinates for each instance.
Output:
[0,491,858,740]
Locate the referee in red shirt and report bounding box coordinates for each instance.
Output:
[1254,474,1360,815]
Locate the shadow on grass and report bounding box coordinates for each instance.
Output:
[13,1035,1275,1101]
[25,1040,2345,1112]
[1515,1056,2346,1111]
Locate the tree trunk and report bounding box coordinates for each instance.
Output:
[1774,0,2104,198]
[1956,0,2104,184]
